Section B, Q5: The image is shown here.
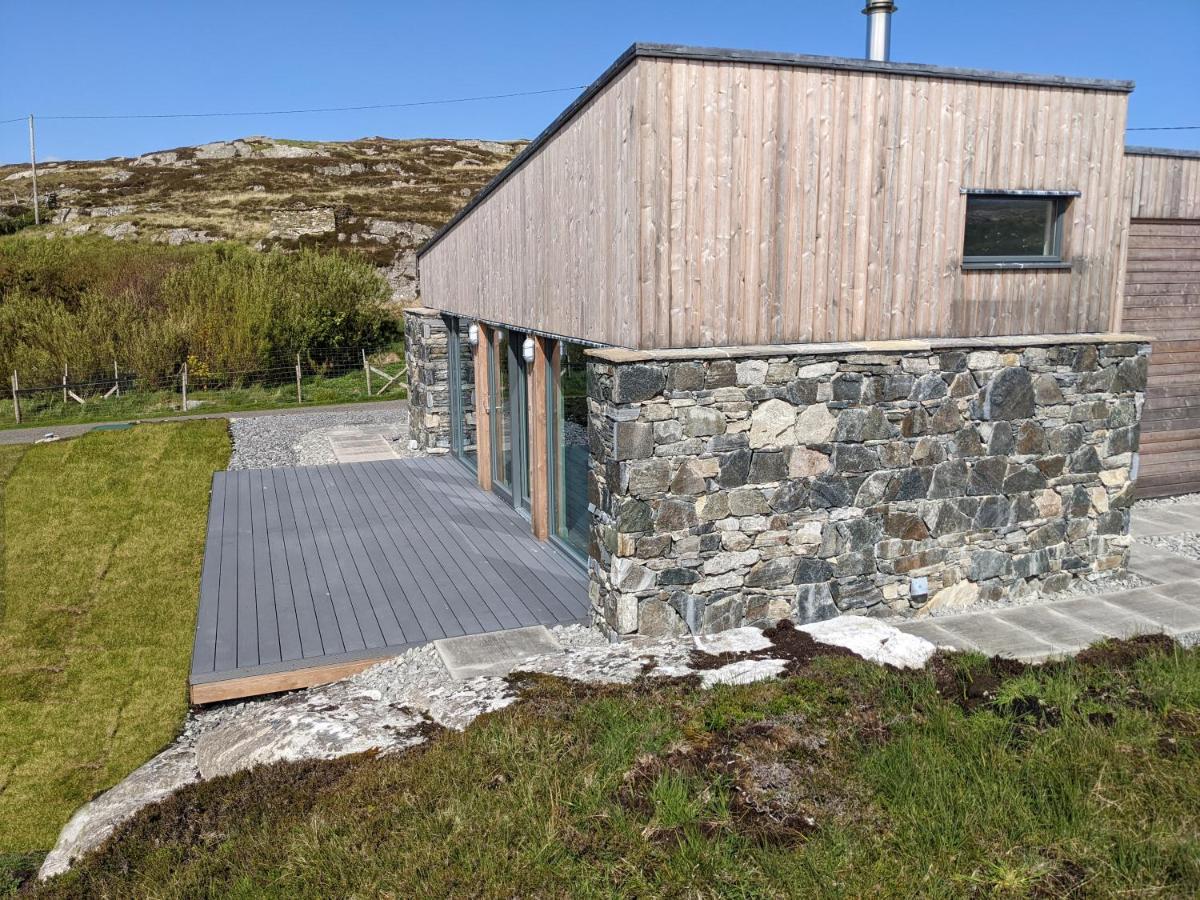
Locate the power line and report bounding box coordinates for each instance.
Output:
[0,85,587,124]
[1127,124,1200,132]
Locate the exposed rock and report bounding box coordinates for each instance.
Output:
[799,617,937,668]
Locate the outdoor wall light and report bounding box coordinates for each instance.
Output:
[467,323,479,347]
[522,336,536,364]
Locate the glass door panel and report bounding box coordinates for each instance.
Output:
[492,329,513,495]
[509,331,531,512]
[550,341,590,561]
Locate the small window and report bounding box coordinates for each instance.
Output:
[962,192,1071,268]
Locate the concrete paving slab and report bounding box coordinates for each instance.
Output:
[1100,588,1200,638]
[1044,596,1162,640]
[994,606,1108,650]
[1131,507,1200,537]
[894,619,981,652]
[930,615,1063,662]
[1127,545,1200,584]
[435,626,563,680]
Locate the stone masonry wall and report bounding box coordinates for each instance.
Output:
[587,338,1149,639]
[403,308,451,453]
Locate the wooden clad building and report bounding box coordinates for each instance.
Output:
[410,43,1199,596]
[1122,148,1200,497]
[419,44,1135,349]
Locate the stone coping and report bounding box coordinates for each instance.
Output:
[586,333,1153,364]
[402,306,443,318]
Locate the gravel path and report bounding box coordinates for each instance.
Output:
[1135,491,1200,509]
[228,403,412,469]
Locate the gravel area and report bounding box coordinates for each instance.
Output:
[228,404,411,469]
[884,567,1154,624]
[1135,491,1200,509]
[1140,533,1200,561]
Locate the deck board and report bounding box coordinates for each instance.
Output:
[190,456,590,701]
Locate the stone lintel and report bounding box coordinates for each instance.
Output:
[586,332,1154,363]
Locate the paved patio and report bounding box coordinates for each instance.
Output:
[897,507,1200,661]
[189,456,589,703]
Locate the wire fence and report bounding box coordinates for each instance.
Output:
[4,346,407,429]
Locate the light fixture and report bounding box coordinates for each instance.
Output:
[467,323,479,347]
[522,335,536,363]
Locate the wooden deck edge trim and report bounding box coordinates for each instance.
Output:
[190,656,391,705]
[586,333,1154,363]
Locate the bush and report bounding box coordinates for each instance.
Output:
[0,235,399,384]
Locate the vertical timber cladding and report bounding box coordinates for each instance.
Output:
[1124,150,1200,498]
[417,46,1134,349]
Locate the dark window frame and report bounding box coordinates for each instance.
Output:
[960,189,1078,271]
[446,316,477,475]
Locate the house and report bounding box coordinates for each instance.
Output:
[408,38,1200,640]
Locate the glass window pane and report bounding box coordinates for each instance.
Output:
[494,331,512,490]
[553,341,590,558]
[963,196,1056,258]
[452,318,476,468]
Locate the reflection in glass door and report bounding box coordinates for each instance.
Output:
[489,328,530,512]
[492,330,512,495]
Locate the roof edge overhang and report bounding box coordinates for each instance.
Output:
[418,42,1135,260]
[1126,145,1200,160]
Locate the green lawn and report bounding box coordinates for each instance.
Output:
[0,422,230,872]
[32,634,1200,898]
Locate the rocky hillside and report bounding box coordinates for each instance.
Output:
[0,136,525,302]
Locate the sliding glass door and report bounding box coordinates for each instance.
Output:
[489,328,531,513]
[548,340,590,561]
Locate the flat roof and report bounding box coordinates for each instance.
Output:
[419,42,1135,260]
[1126,145,1200,160]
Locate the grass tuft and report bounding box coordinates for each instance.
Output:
[31,637,1200,897]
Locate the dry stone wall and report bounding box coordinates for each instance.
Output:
[403,308,451,453]
[586,338,1149,638]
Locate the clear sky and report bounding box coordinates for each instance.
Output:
[1,0,1197,165]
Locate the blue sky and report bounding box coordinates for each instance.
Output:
[1,0,1197,164]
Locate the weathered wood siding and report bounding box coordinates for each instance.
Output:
[1121,152,1200,497]
[1128,151,1200,220]
[418,65,640,346]
[420,55,1131,350]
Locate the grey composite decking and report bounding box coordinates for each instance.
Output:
[190,456,589,696]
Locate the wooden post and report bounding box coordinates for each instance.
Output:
[113,359,120,398]
[62,364,67,404]
[474,325,493,491]
[11,371,20,424]
[295,353,302,403]
[180,362,188,411]
[529,336,551,540]
[362,349,372,396]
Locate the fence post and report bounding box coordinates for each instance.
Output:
[62,364,67,404]
[181,362,188,412]
[363,349,371,396]
[113,359,120,398]
[11,371,19,425]
[295,353,302,404]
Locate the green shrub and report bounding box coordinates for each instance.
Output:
[0,235,399,384]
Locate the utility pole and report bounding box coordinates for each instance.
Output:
[28,114,39,225]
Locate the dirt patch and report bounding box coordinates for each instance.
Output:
[689,620,856,675]
[619,715,868,845]
[1074,634,1176,669]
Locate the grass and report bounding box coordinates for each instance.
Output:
[0,422,230,872]
[31,636,1200,898]
[0,367,407,431]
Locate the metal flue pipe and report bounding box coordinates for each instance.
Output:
[862,0,897,62]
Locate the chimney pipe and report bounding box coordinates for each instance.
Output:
[862,0,897,62]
